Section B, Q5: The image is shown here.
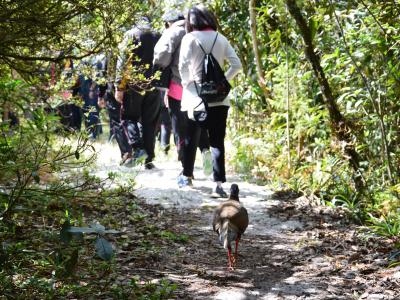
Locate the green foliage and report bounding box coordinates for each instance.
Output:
[0,0,151,77]
[367,213,400,238]
[122,277,177,300]
[60,220,119,264]
[221,0,400,238]
[0,81,85,219]
[3,2,400,297]
[0,69,133,297]
[0,192,181,299]
[159,230,189,243]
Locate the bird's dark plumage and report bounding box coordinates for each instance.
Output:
[212,183,248,269]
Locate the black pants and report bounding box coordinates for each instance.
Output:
[121,88,161,162]
[168,97,210,164]
[168,97,186,162]
[105,91,131,157]
[159,103,171,152]
[182,105,229,182]
[57,103,82,132]
[198,128,210,153]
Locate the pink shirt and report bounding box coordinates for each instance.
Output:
[168,80,183,100]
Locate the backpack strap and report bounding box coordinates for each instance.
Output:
[197,33,219,55]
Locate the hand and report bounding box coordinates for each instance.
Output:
[115,90,124,103]
[98,97,106,108]
[163,91,169,108]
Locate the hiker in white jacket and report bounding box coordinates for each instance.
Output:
[153,9,212,171]
[178,5,242,197]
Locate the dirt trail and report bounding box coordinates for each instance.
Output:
[94,141,400,300]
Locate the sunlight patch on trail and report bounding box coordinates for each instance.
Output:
[91,140,303,237]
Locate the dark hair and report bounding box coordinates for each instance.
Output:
[185,5,218,33]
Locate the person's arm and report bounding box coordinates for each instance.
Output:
[178,35,193,88]
[223,37,242,81]
[153,29,175,68]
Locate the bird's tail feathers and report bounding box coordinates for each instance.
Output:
[218,220,238,249]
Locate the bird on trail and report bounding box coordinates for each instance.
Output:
[212,184,249,270]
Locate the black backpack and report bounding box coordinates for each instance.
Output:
[195,33,231,103]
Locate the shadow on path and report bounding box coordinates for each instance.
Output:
[93,141,400,300]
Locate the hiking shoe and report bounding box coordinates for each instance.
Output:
[211,185,228,198]
[177,175,193,188]
[145,161,156,170]
[202,150,213,176]
[120,152,132,166]
[123,157,134,167]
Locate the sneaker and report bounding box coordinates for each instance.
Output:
[177,175,193,188]
[123,157,134,167]
[145,161,156,170]
[211,185,228,198]
[120,152,132,166]
[202,150,213,176]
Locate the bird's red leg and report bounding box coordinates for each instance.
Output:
[234,238,239,260]
[227,247,234,270]
[232,238,239,267]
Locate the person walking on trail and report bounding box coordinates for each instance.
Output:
[153,10,186,163]
[74,73,101,140]
[99,81,133,162]
[115,17,161,169]
[177,5,242,197]
[97,55,132,163]
[153,9,212,174]
[73,55,111,140]
[57,59,83,133]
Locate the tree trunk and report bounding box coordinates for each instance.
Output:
[249,0,272,107]
[286,0,365,192]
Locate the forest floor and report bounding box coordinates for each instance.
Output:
[3,137,400,300]
[90,140,400,300]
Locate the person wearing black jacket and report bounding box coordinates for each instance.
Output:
[98,81,132,162]
[115,17,161,169]
[91,54,132,163]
